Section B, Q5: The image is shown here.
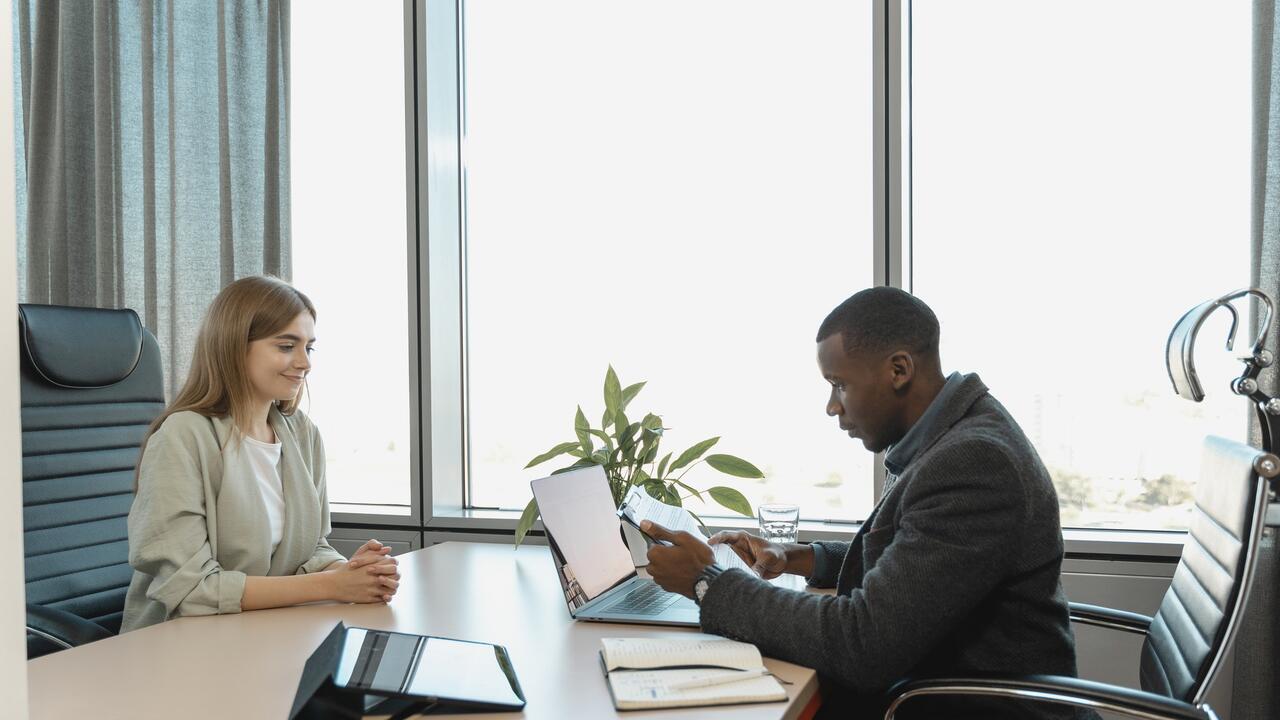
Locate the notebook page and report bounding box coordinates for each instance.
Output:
[712,543,756,573]
[622,486,756,574]
[608,669,786,710]
[622,486,703,537]
[601,636,763,672]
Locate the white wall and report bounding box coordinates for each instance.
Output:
[0,0,30,716]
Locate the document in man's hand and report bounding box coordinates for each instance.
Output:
[618,486,757,575]
[599,635,787,710]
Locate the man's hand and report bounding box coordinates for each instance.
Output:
[642,520,714,599]
[708,530,789,579]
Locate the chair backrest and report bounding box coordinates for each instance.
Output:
[1139,434,1271,704]
[19,304,165,652]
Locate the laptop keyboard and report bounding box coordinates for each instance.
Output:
[601,582,679,616]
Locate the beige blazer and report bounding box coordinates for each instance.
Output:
[121,406,346,632]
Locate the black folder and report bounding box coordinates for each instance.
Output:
[290,623,525,718]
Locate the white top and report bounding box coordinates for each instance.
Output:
[234,434,285,554]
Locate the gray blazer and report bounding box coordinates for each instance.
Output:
[699,374,1089,719]
[122,407,345,632]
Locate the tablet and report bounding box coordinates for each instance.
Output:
[331,627,525,711]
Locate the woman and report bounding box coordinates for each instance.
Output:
[122,275,398,632]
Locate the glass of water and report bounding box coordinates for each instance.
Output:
[758,504,800,545]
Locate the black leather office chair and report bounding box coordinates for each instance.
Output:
[882,434,1274,719]
[885,288,1280,719]
[20,304,166,658]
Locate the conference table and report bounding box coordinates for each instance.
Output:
[28,542,822,719]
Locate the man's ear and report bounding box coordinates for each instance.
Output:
[888,350,915,391]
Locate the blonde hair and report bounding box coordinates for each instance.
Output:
[139,276,317,472]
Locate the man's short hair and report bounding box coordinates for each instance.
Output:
[816,287,940,358]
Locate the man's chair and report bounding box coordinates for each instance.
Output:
[20,304,166,658]
[883,435,1274,719]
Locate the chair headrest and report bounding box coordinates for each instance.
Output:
[1166,288,1274,402]
[18,304,145,388]
[1166,297,1220,402]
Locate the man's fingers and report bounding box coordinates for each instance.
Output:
[640,520,676,542]
[710,531,749,550]
[726,543,755,565]
[708,530,743,546]
[646,541,680,565]
[670,530,704,547]
[753,559,779,577]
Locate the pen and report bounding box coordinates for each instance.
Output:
[668,669,771,691]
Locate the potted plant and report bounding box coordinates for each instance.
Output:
[515,366,763,546]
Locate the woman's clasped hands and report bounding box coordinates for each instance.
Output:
[328,539,401,604]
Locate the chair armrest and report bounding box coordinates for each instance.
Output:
[26,603,112,651]
[884,674,1216,720]
[1069,601,1153,635]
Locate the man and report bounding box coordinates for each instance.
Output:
[643,287,1091,719]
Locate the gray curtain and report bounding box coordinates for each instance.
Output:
[1241,1,1280,718]
[12,0,291,395]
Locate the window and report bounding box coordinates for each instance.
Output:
[461,1,878,522]
[910,0,1251,529]
[412,0,1254,534]
[291,1,413,513]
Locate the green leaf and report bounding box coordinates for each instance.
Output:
[641,444,659,464]
[621,381,646,410]
[669,437,720,472]
[656,452,673,479]
[591,450,609,464]
[613,409,630,441]
[618,421,639,450]
[708,486,753,517]
[586,429,615,454]
[670,477,704,502]
[637,415,661,465]
[567,448,586,459]
[664,486,683,506]
[602,409,614,431]
[574,405,593,455]
[633,468,650,484]
[604,366,622,417]
[525,441,583,469]
[514,498,539,547]
[552,458,597,475]
[643,479,668,500]
[705,453,765,479]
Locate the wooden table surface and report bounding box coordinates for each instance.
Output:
[28,541,820,720]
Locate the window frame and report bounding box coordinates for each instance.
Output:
[409,0,903,531]
[331,0,1209,557]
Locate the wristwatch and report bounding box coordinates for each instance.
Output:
[692,564,725,606]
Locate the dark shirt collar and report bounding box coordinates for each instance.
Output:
[883,371,969,477]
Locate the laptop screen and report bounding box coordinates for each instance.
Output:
[531,465,636,604]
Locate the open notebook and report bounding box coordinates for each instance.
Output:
[599,635,788,710]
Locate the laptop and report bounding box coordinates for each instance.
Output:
[530,465,700,627]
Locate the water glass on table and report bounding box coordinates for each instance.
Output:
[758,504,799,545]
